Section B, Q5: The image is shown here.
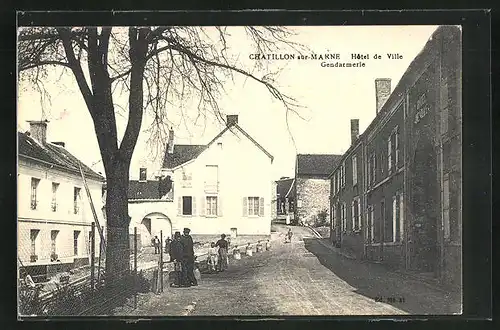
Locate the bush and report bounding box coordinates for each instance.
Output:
[313,209,329,227]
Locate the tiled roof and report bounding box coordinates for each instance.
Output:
[162,123,273,169]
[276,178,295,199]
[297,154,343,177]
[18,131,104,181]
[162,144,207,169]
[128,180,160,200]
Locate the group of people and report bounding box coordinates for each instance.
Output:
[165,228,198,288]
[207,234,230,273]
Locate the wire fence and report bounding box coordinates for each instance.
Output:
[18,225,148,316]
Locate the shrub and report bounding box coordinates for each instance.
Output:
[313,209,329,227]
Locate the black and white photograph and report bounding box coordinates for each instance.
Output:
[17,21,464,317]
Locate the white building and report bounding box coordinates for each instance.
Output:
[128,115,274,245]
[17,120,105,281]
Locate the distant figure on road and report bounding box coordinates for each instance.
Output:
[169,232,183,287]
[215,234,229,272]
[153,236,161,254]
[285,228,293,243]
[180,228,198,287]
[165,237,172,259]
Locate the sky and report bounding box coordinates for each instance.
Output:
[17,25,439,181]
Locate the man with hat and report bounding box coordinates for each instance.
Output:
[180,227,197,287]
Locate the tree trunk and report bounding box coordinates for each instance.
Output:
[104,162,131,286]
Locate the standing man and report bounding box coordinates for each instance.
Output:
[180,228,198,287]
[169,232,183,287]
[153,236,161,254]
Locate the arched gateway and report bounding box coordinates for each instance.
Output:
[135,212,172,247]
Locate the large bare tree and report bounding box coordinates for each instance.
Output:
[18,26,303,286]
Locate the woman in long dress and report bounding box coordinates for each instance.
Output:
[215,234,229,272]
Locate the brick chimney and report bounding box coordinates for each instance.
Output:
[27,120,49,145]
[226,115,238,126]
[375,78,392,114]
[167,127,174,154]
[350,119,359,145]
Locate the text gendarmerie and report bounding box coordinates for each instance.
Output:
[321,61,366,68]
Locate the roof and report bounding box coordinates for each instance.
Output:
[18,131,104,181]
[276,178,295,199]
[327,26,459,179]
[296,154,343,177]
[162,145,207,169]
[162,123,273,169]
[128,180,160,200]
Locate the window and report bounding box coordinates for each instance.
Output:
[51,182,59,212]
[352,156,358,186]
[352,197,361,231]
[183,196,193,215]
[392,193,403,242]
[182,196,194,215]
[341,162,346,187]
[443,174,450,240]
[399,193,404,241]
[206,196,218,216]
[74,187,81,214]
[50,230,59,254]
[341,203,346,231]
[335,172,339,193]
[73,231,80,256]
[248,197,260,216]
[139,167,147,181]
[331,204,336,229]
[182,170,192,188]
[30,178,40,210]
[367,205,374,243]
[205,165,219,191]
[30,229,39,256]
[388,136,393,173]
[395,126,400,166]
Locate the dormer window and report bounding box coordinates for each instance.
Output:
[139,168,147,182]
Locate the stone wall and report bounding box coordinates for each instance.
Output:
[295,177,330,226]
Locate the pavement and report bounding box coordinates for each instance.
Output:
[113,224,461,316]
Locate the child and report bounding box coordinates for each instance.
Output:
[266,239,271,251]
[207,242,218,273]
[246,243,253,256]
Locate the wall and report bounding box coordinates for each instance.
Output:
[18,159,105,268]
[295,177,330,226]
[135,127,273,236]
[331,143,365,258]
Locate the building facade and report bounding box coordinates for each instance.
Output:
[329,26,462,289]
[128,115,275,241]
[330,119,365,258]
[294,154,342,226]
[18,121,105,281]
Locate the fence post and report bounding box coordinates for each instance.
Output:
[90,222,95,292]
[134,227,138,309]
[160,230,163,293]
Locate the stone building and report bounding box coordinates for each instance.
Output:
[294,154,342,226]
[328,26,462,290]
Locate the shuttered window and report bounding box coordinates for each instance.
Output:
[244,197,264,217]
[206,196,218,216]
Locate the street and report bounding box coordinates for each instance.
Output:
[114,225,461,316]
